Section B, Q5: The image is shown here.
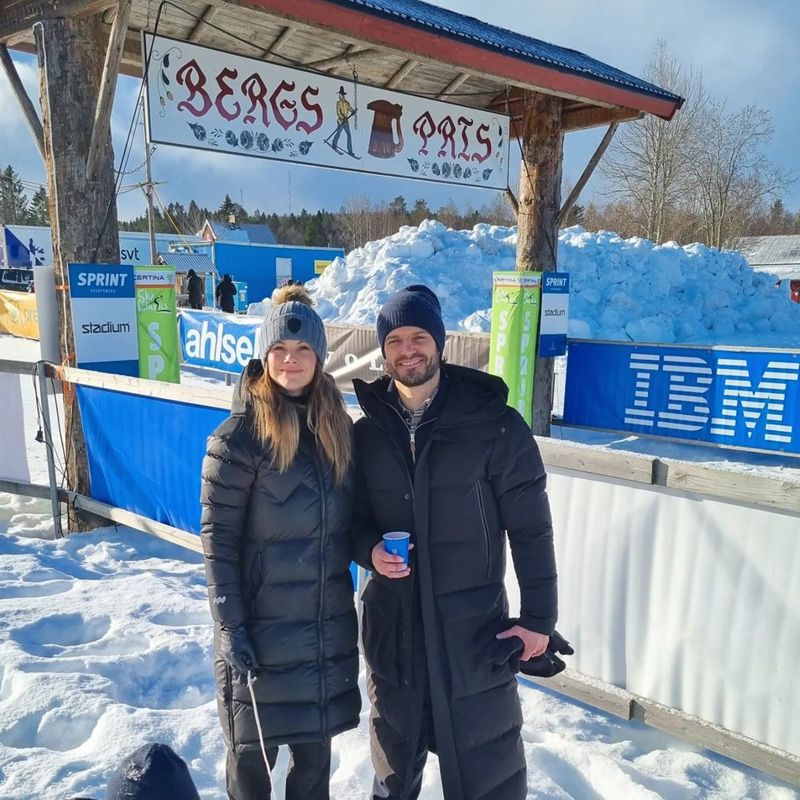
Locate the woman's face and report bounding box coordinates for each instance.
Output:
[266,340,317,396]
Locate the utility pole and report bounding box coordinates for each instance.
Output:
[515,90,564,437]
[35,13,121,531]
[143,104,158,264]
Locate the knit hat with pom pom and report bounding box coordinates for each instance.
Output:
[260,284,327,364]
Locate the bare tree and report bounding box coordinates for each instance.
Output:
[689,102,794,248]
[600,40,708,242]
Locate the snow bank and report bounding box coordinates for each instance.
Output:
[307,221,800,347]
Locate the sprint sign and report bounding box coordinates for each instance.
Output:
[68,263,139,376]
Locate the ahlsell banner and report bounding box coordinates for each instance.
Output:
[143,33,509,190]
[488,272,541,425]
[178,310,490,395]
[68,263,139,376]
[135,267,180,383]
[563,340,800,455]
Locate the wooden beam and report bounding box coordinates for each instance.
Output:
[86,0,131,181]
[504,187,518,217]
[558,122,618,227]
[436,71,469,99]
[305,44,376,71]
[562,104,641,132]
[260,23,297,59]
[188,4,219,44]
[0,42,45,159]
[384,58,417,89]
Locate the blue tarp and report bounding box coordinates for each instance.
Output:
[78,386,226,532]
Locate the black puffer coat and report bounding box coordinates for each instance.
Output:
[353,364,557,800]
[200,360,360,750]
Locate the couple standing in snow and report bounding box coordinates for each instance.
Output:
[200,283,558,800]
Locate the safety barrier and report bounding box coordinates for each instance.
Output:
[1,359,799,785]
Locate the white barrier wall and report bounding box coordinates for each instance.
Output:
[505,467,800,756]
[0,373,30,483]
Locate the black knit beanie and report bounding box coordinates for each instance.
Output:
[377,285,445,356]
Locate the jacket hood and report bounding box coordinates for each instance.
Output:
[231,358,264,414]
[354,363,509,427]
[106,743,200,800]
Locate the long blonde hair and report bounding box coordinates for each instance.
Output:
[246,359,352,485]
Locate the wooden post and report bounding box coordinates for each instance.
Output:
[86,0,132,181]
[0,43,45,159]
[35,14,121,531]
[515,91,563,437]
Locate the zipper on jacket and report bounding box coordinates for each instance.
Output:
[314,456,329,735]
[474,481,492,577]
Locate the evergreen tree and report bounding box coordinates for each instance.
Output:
[217,193,237,220]
[0,165,29,224]
[27,187,50,226]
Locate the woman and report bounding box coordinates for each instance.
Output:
[200,285,360,800]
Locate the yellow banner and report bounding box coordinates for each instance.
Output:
[0,290,39,339]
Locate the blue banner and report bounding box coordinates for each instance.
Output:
[563,341,800,455]
[179,309,261,373]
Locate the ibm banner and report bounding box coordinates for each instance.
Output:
[564,340,800,455]
[143,33,509,190]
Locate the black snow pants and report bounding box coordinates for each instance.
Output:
[226,740,331,800]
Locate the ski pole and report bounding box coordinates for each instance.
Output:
[247,670,276,800]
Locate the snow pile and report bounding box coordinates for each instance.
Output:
[308,221,800,347]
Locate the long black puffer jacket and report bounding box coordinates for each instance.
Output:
[353,363,557,800]
[200,360,360,750]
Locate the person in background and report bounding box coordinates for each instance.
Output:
[200,284,360,800]
[352,284,558,800]
[216,273,237,313]
[186,268,204,310]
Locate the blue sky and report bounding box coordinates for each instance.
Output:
[2,0,798,223]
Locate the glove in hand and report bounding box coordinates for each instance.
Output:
[487,619,574,679]
[219,626,258,675]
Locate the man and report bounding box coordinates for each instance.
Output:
[331,86,356,157]
[215,273,237,313]
[186,268,204,310]
[352,285,557,800]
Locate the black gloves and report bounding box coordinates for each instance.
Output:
[489,620,574,679]
[218,626,258,675]
[520,630,574,678]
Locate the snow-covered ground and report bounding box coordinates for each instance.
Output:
[0,500,797,799]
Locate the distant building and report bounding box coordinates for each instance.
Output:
[198,214,276,246]
[738,235,800,303]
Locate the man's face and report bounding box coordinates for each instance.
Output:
[384,326,440,387]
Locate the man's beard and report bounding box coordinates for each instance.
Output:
[385,350,440,387]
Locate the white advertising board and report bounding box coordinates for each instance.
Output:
[68,263,139,376]
[143,33,509,190]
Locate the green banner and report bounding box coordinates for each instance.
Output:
[135,267,180,383]
[488,271,541,424]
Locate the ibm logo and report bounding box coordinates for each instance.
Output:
[624,354,800,444]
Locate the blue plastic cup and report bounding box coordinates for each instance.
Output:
[383,531,411,563]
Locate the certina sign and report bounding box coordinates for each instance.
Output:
[68,263,139,376]
[564,341,800,455]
